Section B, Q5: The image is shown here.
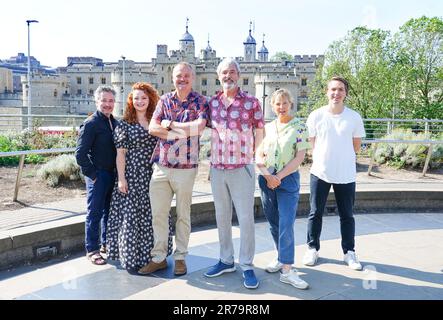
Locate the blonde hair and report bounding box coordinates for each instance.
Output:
[271,88,294,106]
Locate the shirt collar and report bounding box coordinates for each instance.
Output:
[172,90,196,102]
[96,110,115,122]
[216,87,245,100]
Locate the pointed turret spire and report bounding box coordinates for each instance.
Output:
[206,34,212,51]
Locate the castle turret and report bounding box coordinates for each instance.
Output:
[258,34,269,62]
[243,22,256,62]
[201,35,217,61]
[179,18,195,59]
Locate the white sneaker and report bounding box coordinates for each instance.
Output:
[303,248,319,266]
[344,251,362,271]
[265,259,283,273]
[280,269,309,290]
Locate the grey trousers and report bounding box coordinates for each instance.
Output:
[210,164,256,271]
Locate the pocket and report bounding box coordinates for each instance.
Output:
[244,165,253,179]
[281,173,300,193]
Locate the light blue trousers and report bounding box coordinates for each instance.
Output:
[210,164,256,271]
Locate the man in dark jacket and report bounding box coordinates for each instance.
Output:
[75,85,118,265]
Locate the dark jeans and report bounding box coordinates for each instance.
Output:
[85,169,116,253]
[258,171,300,265]
[307,174,356,254]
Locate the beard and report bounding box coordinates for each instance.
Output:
[222,81,236,91]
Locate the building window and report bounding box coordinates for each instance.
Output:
[302,78,307,86]
[89,89,94,95]
[77,89,82,95]
[53,90,58,97]
[161,77,164,84]
[101,78,106,84]
[300,90,307,98]
[202,78,207,86]
[77,77,82,84]
[202,90,207,96]
[89,77,94,84]
[215,79,220,86]
[243,78,249,86]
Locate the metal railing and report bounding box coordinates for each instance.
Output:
[363,118,443,139]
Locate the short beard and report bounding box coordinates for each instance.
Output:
[223,82,236,91]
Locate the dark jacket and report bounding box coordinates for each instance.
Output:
[75,110,118,180]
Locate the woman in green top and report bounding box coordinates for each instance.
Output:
[256,88,311,290]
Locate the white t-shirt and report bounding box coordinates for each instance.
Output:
[306,105,365,184]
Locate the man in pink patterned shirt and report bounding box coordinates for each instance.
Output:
[138,62,208,277]
[204,58,264,289]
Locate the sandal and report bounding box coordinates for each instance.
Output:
[100,244,107,254]
[87,251,107,265]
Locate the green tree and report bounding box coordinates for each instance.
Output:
[270,51,293,62]
[394,16,443,119]
[307,27,396,119]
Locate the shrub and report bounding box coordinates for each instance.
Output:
[0,129,78,166]
[37,154,83,187]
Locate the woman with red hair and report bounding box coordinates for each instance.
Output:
[106,82,173,273]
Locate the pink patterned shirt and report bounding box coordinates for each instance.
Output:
[208,89,264,170]
[151,91,208,169]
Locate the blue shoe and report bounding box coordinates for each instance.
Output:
[243,270,259,289]
[204,260,236,278]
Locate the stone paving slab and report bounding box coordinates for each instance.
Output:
[0,214,441,300]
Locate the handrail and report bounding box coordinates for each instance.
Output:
[0,148,75,158]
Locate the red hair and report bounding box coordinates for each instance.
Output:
[123,82,159,124]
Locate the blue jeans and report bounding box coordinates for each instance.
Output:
[259,171,300,265]
[307,174,356,254]
[85,169,116,253]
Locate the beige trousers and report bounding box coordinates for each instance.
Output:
[149,163,198,262]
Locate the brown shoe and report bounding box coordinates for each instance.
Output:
[174,259,187,276]
[138,260,167,275]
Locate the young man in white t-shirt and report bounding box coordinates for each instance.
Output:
[303,77,365,271]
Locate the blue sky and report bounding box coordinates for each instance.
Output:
[1,0,442,68]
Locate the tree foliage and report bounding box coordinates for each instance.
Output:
[307,16,443,120]
[270,51,294,62]
[394,16,443,119]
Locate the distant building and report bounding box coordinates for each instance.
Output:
[0,22,323,120]
[0,53,56,93]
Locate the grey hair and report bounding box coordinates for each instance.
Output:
[173,61,195,77]
[94,85,116,101]
[217,58,241,76]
